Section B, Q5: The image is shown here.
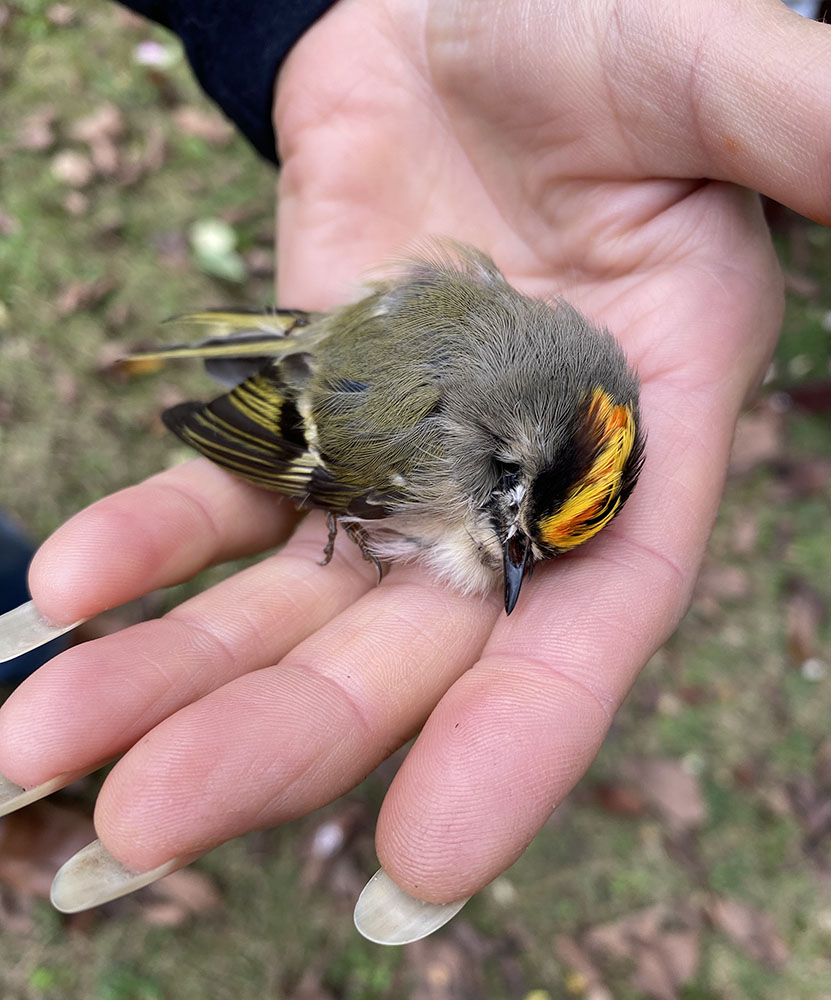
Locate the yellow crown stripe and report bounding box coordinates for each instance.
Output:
[539,390,636,551]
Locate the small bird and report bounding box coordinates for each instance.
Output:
[124,242,645,613]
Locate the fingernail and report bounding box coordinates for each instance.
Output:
[50,840,181,913]
[353,868,470,945]
[0,772,74,817]
[0,600,85,665]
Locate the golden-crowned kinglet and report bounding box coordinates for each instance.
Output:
[125,242,645,613]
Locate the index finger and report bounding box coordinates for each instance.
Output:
[27,458,300,625]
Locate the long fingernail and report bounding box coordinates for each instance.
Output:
[353,868,470,945]
[50,840,181,913]
[0,772,75,817]
[0,600,85,665]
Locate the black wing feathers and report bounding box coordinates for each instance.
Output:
[161,371,359,511]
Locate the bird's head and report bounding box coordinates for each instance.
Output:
[491,386,645,613]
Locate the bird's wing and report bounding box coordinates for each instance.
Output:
[161,368,366,512]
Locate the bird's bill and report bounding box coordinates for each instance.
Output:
[503,534,532,615]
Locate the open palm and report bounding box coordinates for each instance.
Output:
[1,0,828,926]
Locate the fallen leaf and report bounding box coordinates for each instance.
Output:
[707,896,789,969]
[591,782,648,817]
[782,270,821,299]
[138,867,222,927]
[16,106,57,152]
[584,903,701,1000]
[0,885,36,934]
[289,970,337,1000]
[555,936,614,1000]
[47,3,76,25]
[695,564,751,603]
[785,578,827,665]
[62,191,89,216]
[0,798,95,901]
[117,122,166,185]
[55,275,116,317]
[786,380,831,414]
[50,149,94,187]
[173,106,234,145]
[71,103,124,177]
[619,759,708,834]
[768,453,831,505]
[54,371,79,406]
[405,933,488,1000]
[71,102,124,145]
[730,510,759,556]
[244,247,275,279]
[729,399,786,476]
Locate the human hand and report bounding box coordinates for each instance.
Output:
[1,0,828,943]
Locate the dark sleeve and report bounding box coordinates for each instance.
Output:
[117,1,339,165]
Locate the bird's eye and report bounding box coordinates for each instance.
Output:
[493,459,521,485]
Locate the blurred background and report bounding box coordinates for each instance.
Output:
[0,4,829,998]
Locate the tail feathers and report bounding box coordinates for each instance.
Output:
[164,308,310,334]
[118,309,314,380]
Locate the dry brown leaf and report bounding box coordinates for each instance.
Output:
[785,579,828,665]
[619,759,707,834]
[51,149,94,187]
[731,510,759,556]
[585,903,701,1000]
[0,799,95,901]
[71,102,124,144]
[729,400,785,476]
[62,191,89,216]
[138,867,221,927]
[782,270,822,299]
[16,106,57,152]
[54,371,79,406]
[707,896,789,969]
[47,3,76,25]
[289,970,337,1000]
[591,782,648,817]
[245,247,275,278]
[0,885,36,934]
[71,103,125,177]
[695,564,751,603]
[787,380,831,415]
[118,122,166,185]
[405,935,487,1000]
[555,936,614,1000]
[173,106,234,145]
[55,275,116,317]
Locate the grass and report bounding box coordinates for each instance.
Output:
[1,4,830,999]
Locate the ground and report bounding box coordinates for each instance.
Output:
[0,4,830,998]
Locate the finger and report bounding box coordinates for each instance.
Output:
[0,510,377,788]
[617,1,831,223]
[28,458,299,625]
[372,369,738,901]
[85,573,500,873]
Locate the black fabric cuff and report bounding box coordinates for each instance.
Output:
[117,1,338,165]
